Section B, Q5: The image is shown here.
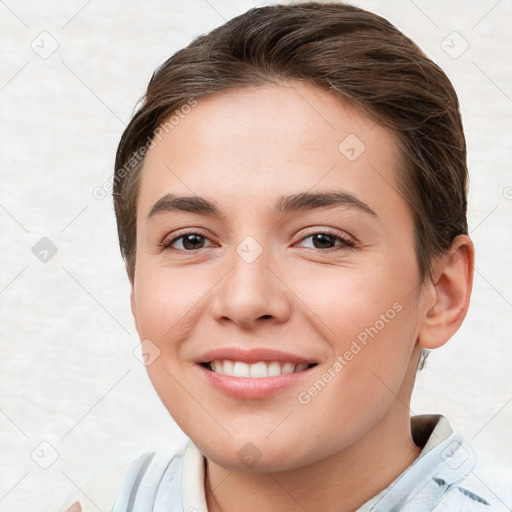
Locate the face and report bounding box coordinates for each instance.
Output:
[131,81,427,471]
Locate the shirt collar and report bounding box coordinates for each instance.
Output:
[182,439,208,512]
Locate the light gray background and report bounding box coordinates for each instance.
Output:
[1,1,511,510]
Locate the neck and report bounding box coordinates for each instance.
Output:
[204,406,422,512]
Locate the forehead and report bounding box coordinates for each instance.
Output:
[137,81,407,224]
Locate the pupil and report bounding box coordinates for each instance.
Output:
[184,234,204,250]
[314,234,333,249]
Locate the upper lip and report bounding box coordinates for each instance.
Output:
[196,347,318,365]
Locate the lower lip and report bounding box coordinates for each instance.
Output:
[197,364,317,399]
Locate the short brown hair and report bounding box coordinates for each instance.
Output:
[114,1,468,295]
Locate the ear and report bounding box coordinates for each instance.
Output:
[418,234,474,350]
[130,284,139,334]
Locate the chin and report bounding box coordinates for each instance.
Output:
[198,435,320,473]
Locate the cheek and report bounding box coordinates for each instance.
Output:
[133,266,212,345]
[323,287,420,409]
[299,293,419,451]
[132,270,207,422]
[302,259,420,388]
[295,260,408,338]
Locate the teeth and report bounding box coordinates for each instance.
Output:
[249,361,267,378]
[208,360,310,377]
[233,361,249,377]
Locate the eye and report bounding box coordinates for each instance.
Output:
[296,231,355,251]
[160,229,355,253]
[160,231,215,252]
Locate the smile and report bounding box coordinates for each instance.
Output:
[203,360,317,378]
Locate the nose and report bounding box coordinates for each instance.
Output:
[209,240,292,329]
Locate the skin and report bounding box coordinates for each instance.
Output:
[130,81,474,512]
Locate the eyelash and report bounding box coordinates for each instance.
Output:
[159,229,356,253]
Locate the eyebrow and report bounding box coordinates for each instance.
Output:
[146,190,377,222]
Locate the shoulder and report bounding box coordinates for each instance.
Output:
[432,465,512,511]
[50,452,151,512]
[51,449,187,512]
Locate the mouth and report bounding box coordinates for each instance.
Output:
[200,360,318,378]
[197,358,319,399]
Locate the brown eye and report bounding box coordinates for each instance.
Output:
[162,232,214,251]
[297,231,355,251]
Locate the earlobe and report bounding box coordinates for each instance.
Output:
[418,235,474,350]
